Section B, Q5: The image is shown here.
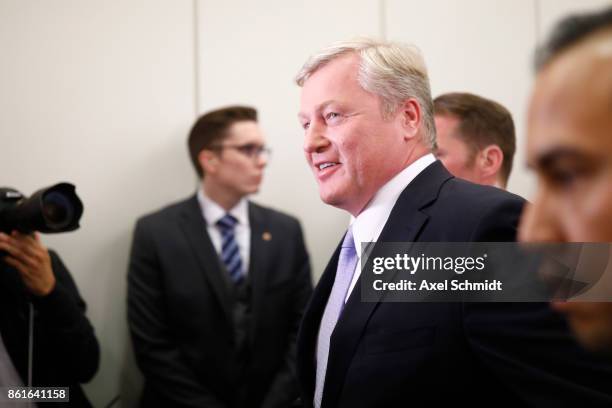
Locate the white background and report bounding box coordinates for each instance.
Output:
[1,0,609,405]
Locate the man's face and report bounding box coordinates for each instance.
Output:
[210,120,267,199]
[298,54,410,216]
[520,33,612,351]
[434,114,479,183]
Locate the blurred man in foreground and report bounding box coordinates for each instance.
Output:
[520,7,612,353]
[434,92,515,188]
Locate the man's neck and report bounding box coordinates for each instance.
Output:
[202,181,243,211]
[349,149,432,217]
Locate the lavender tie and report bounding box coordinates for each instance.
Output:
[314,227,358,408]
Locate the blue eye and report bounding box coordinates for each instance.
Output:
[325,112,344,125]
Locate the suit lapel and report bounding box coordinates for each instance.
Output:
[321,161,453,407]
[248,202,272,343]
[178,195,234,325]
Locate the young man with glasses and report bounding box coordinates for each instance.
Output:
[128,106,312,408]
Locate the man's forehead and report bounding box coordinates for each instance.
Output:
[226,121,264,141]
[300,54,360,95]
[434,114,461,134]
[528,65,612,166]
[532,48,611,127]
[298,55,366,117]
[537,29,612,100]
[306,52,360,82]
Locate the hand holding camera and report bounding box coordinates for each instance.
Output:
[0,182,83,296]
[0,231,56,296]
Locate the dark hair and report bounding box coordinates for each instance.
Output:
[433,92,516,185]
[188,105,257,177]
[535,6,612,71]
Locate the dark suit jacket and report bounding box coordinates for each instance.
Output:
[0,251,99,407]
[128,195,312,408]
[297,161,612,408]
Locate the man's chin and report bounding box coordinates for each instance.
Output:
[242,185,260,196]
[571,322,612,353]
[319,191,354,213]
[560,307,612,353]
[319,191,339,206]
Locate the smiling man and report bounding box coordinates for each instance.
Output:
[295,38,612,407]
[520,7,612,353]
[128,106,312,408]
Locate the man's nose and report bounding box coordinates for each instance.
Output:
[303,120,330,154]
[519,190,564,242]
[254,149,269,169]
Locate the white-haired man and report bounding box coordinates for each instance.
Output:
[295,38,612,407]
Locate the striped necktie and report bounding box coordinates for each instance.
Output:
[216,214,243,284]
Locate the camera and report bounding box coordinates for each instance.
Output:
[0,183,83,234]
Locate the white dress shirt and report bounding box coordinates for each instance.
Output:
[197,188,251,275]
[345,153,437,301]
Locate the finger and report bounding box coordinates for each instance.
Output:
[0,240,19,258]
[17,231,39,246]
[0,236,36,262]
[12,230,38,248]
[5,233,52,279]
[4,256,43,294]
[8,231,41,259]
[3,255,31,277]
[0,240,39,269]
[22,231,48,258]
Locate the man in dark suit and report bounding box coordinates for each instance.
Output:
[295,38,612,407]
[128,106,312,408]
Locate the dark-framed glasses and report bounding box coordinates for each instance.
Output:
[213,143,272,160]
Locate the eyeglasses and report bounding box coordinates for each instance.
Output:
[212,143,272,160]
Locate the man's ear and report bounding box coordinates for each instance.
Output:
[199,150,218,175]
[398,98,421,141]
[479,144,503,181]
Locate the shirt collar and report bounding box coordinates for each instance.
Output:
[197,187,250,228]
[351,153,436,258]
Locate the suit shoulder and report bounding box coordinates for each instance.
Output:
[440,178,524,212]
[249,201,302,229]
[434,179,525,240]
[135,196,195,228]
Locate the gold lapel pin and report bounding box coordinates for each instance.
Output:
[262,231,272,241]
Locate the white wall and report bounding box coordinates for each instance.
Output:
[0,0,608,406]
[0,1,196,406]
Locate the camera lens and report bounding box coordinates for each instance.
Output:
[42,191,75,229]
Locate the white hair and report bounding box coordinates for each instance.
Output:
[295,38,436,148]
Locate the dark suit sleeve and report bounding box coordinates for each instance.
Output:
[127,219,226,407]
[464,197,612,406]
[261,220,313,408]
[31,251,100,383]
[468,194,523,242]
